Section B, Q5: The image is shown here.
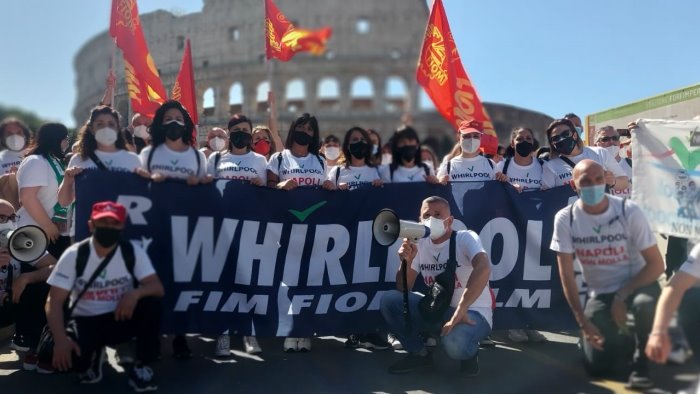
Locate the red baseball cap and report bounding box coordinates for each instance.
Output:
[458,119,483,134]
[90,201,127,224]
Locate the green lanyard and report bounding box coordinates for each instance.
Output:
[45,155,68,222]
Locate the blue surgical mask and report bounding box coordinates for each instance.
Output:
[575,126,584,138]
[579,184,606,206]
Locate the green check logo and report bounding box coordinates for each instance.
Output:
[354,174,361,180]
[408,175,415,180]
[468,166,474,172]
[104,160,113,166]
[526,172,529,178]
[236,161,242,166]
[288,201,327,222]
[592,225,602,234]
[99,269,107,279]
[433,252,441,262]
[170,160,179,166]
[300,164,305,169]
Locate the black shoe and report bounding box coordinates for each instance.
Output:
[461,353,480,377]
[388,353,433,374]
[345,334,360,349]
[479,335,496,348]
[10,334,29,352]
[172,335,192,359]
[79,347,106,384]
[359,333,391,350]
[626,369,653,390]
[128,364,158,392]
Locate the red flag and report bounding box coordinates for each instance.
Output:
[109,0,167,118]
[172,38,198,125]
[416,0,498,154]
[265,0,332,61]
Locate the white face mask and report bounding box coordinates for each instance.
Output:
[381,153,393,165]
[133,125,149,139]
[209,137,226,151]
[0,219,16,234]
[460,138,480,154]
[95,127,118,146]
[5,135,25,151]
[325,147,340,161]
[605,145,620,158]
[424,216,447,240]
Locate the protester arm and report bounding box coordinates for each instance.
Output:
[268,91,284,153]
[99,70,116,107]
[615,245,664,301]
[20,187,58,241]
[557,252,587,325]
[651,271,697,335]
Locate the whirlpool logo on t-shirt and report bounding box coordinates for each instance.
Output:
[220,165,258,175]
[150,164,196,176]
[282,168,323,176]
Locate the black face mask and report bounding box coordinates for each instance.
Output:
[292,130,313,146]
[348,141,369,159]
[553,136,577,155]
[165,122,186,141]
[515,141,534,157]
[93,227,121,248]
[398,145,417,162]
[230,131,252,149]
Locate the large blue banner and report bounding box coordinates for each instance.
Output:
[75,171,578,335]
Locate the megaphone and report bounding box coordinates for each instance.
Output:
[372,209,430,246]
[0,225,48,263]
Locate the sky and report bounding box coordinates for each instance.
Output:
[1,0,699,128]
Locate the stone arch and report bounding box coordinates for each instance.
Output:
[229,82,244,115]
[256,81,270,113]
[203,87,215,116]
[350,76,373,110]
[385,76,408,113]
[317,77,340,110]
[285,78,306,112]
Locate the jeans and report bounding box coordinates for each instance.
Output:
[380,289,491,360]
[582,282,660,376]
[679,287,700,364]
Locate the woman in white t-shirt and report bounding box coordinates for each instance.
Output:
[378,126,439,184]
[542,118,628,190]
[139,100,209,185]
[594,126,632,198]
[208,115,266,186]
[437,119,495,184]
[16,122,71,258]
[0,117,31,174]
[494,127,543,193]
[267,113,334,191]
[329,127,382,190]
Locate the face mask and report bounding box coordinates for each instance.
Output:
[553,136,577,155]
[371,144,379,155]
[61,139,69,153]
[94,127,118,146]
[253,139,271,156]
[292,130,313,146]
[209,137,226,151]
[5,135,25,151]
[515,141,534,157]
[381,153,392,165]
[133,125,149,139]
[575,126,584,138]
[0,220,16,233]
[579,184,606,206]
[460,138,480,154]
[93,226,121,248]
[424,216,447,240]
[165,120,186,141]
[606,145,620,158]
[348,141,369,159]
[398,145,417,162]
[230,131,252,149]
[324,147,341,161]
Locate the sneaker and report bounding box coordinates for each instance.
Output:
[298,337,312,352]
[359,333,391,350]
[480,335,496,348]
[508,329,528,343]
[115,341,136,366]
[243,336,262,354]
[283,337,298,352]
[36,359,55,374]
[461,353,480,377]
[128,364,158,392]
[626,370,653,390]
[423,336,438,347]
[23,351,38,371]
[79,347,106,384]
[388,334,403,350]
[172,335,192,359]
[214,334,231,358]
[388,353,433,374]
[526,330,547,343]
[345,334,360,349]
[10,334,29,352]
[667,346,692,365]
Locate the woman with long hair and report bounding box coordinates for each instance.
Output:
[379,126,439,184]
[329,127,382,190]
[494,127,543,193]
[0,117,31,173]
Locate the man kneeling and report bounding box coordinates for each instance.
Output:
[380,196,493,375]
[46,201,164,392]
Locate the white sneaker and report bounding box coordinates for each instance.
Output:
[243,336,262,354]
[508,329,529,343]
[215,334,231,358]
[667,346,692,365]
[283,337,298,352]
[526,330,547,343]
[388,334,403,350]
[298,337,312,352]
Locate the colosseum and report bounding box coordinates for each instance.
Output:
[73,0,553,155]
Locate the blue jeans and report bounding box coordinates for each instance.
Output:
[380,289,491,360]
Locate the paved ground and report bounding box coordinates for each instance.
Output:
[0,331,697,394]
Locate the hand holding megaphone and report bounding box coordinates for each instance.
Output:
[397,238,418,262]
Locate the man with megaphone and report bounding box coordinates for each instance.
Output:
[0,198,56,369]
[378,196,493,375]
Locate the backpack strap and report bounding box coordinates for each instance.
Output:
[559,155,576,169]
[70,238,121,317]
[420,163,430,176]
[335,166,341,186]
[390,165,395,182]
[213,152,221,177]
[119,240,137,287]
[277,152,283,174]
[446,231,458,274]
[147,146,156,172]
[502,158,511,175]
[486,158,494,169]
[193,147,201,176]
[315,154,325,171]
[89,152,108,171]
[75,238,92,279]
[569,202,575,227]
[447,160,451,176]
[537,158,544,166]
[625,157,632,167]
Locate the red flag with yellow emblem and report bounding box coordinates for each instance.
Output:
[416,0,498,154]
[109,0,167,118]
[172,38,198,126]
[264,0,332,61]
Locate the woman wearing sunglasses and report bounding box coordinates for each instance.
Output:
[594,126,631,198]
[542,119,627,191]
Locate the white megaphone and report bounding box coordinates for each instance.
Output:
[0,225,48,263]
[372,209,430,246]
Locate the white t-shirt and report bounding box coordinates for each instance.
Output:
[68,150,141,173]
[550,196,657,296]
[378,164,434,183]
[0,149,23,174]
[267,150,327,187]
[328,165,381,190]
[46,240,156,317]
[495,158,543,191]
[207,151,267,184]
[437,155,495,183]
[16,155,62,228]
[139,144,207,180]
[679,243,700,280]
[609,157,632,199]
[542,146,625,188]
[411,230,494,327]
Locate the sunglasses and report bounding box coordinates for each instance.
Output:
[550,130,573,143]
[0,214,18,223]
[597,136,620,143]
